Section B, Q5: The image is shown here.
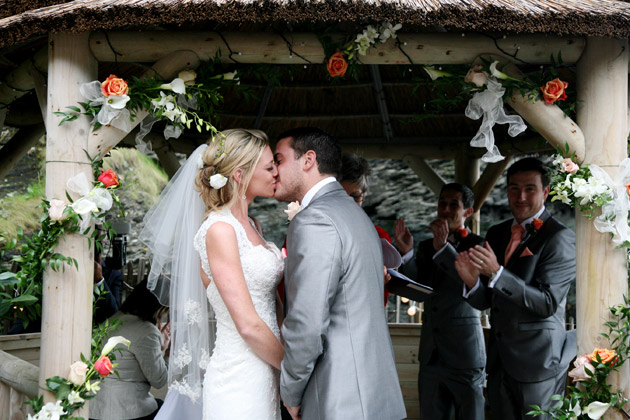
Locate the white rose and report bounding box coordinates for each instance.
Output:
[284,201,302,221]
[178,69,197,86]
[68,361,88,386]
[48,199,67,222]
[209,174,228,189]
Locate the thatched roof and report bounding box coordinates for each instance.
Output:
[0,0,629,50]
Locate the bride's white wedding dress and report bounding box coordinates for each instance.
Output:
[194,208,284,420]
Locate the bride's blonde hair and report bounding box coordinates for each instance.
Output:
[195,129,269,213]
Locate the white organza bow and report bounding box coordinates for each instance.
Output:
[80,81,133,133]
[465,78,527,163]
[589,158,630,245]
[66,172,113,231]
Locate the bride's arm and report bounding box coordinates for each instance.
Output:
[205,222,284,370]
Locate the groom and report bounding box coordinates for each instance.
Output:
[274,127,406,420]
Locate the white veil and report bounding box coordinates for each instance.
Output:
[139,144,215,404]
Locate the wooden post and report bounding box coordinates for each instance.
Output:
[576,37,629,420]
[402,155,446,196]
[39,32,96,415]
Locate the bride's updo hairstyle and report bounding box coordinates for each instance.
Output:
[195,128,269,212]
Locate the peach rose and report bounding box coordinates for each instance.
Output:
[568,354,594,382]
[94,355,114,377]
[326,52,348,78]
[589,348,619,366]
[97,169,119,188]
[101,75,129,97]
[626,184,630,196]
[68,361,88,386]
[561,158,579,174]
[540,78,568,105]
[464,65,488,87]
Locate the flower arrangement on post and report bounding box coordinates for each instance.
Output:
[0,153,124,328]
[54,61,241,143]
[528,299,630,419]
[320,21,402,79]
[26,328,131,420]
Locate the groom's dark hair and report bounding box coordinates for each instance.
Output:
[277,127,342,177]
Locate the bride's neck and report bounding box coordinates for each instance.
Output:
[230,200,249,223]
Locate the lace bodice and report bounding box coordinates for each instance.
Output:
[193,208,283,419]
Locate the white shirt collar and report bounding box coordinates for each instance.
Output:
[512,206,546,228]
[301,177,336,208]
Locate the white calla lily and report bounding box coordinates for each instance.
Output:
[104,94,130,110]
[223,71,238,81]
[70,197,99,216]
[489,61,522,82]
[423,66,453,81]
[101,336,131,356]
[160,78,186,94]
[584,401,610,419]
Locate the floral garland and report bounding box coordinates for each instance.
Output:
[321,21,402,79]
[0,154,123,328]
[27,325,130,420]
[528,300,630,420]
[55,63,240,149]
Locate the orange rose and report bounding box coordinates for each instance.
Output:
[589,348,619,366]
[532,218,543,231]
[98,169,119,188]
[626,184,630,196]
[326,52,348,78]
[540,78,568,105]
[101,75,129,97]
[94,355,114,377]
[456,227,468,238]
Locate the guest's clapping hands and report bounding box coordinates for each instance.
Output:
[394,218,414,255]
[428,218,449,251]
[454,251,480,290]
[467,242,500,277]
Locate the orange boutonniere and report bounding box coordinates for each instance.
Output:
[456,227,468,239]
[525,218,543,236]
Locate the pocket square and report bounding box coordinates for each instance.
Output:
[519,247,533,257]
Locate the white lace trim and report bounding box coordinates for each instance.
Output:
[199,347,210,370]
[173,342,192,369]
[170,379,201,403]
[184,299,202,326]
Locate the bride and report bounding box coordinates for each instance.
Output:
[141,129,284,420]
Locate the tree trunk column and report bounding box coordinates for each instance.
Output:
[39,32,96,413]
[576,37,629,419]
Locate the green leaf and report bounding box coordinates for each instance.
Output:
[45,376,67,392]
[11,295,38,304]
[0,271,18,286]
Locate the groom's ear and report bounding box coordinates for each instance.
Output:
[302,150,318,171]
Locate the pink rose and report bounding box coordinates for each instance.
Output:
[568,354,594,382]
[464,65,488,87]
[68,361,88,386]
[94,355,114,377]
[561,158,579,174]
[48,199,67,222]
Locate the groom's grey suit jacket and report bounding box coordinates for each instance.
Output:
[466,210,576,383]
[280,182,406,420]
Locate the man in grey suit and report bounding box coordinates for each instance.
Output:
[455,157,576,420]
[395,183,486,420]
[274,127,406,420]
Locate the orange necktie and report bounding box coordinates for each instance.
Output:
[504,224,525,263]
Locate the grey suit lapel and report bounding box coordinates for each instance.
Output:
[306,181,344,207]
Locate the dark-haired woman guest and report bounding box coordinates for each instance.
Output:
[90,280,169,420]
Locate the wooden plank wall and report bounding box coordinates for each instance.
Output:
[0,333,39,420]
[389,324,421,420]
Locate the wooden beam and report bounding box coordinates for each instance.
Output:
[0,124,45,181]
[471,158,512,213]
[41,32,96,414]
[87,50,201,159]
[0,350,38,398]
[576,37,629,419]
[0,48,47,110]
[402,156,446,196]
[28,65,48,126]
[89,32,585,65]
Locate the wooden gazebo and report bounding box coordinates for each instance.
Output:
[0,0,629,418]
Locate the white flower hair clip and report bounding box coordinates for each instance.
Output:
[209,173,228,189]
[196,154,205,170]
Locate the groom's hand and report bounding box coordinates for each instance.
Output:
[284,403,301,420]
